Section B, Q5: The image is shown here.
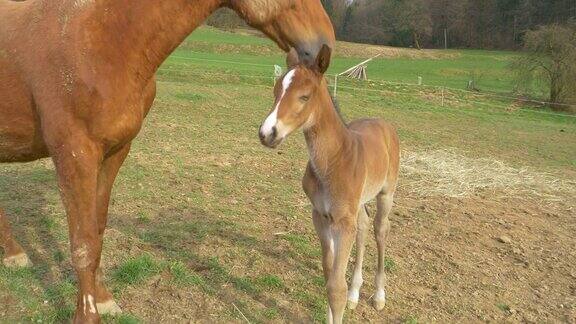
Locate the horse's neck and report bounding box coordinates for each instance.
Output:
[81,0,222,84]
[304,87,351,177]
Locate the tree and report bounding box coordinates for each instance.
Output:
[396,0,433,49]
[511,22,576,111]
[341,0,575,50]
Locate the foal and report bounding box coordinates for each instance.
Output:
[259,46,400,324]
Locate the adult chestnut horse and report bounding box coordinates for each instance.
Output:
[0,0,334,322]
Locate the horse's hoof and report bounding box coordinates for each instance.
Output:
[373,299,386,311]
[347,300,359,310]
[97,300,122,316]
[2,253,32,268]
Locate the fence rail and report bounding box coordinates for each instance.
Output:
[158,56,576,119]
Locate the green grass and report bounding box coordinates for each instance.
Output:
[1,26,575,323]
[255,274,284,291]
[164,48,520,93]
[295,290,327,322]
[186,27,272,46]
[175,26,529,94]
[168,261,204,286]
[282,233,321,258]
[115,314,142,324]
[497,303,511,312]
[112,254,161,287]
[384,257,396,273]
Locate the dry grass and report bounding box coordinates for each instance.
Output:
[335,41,461,59]
[230,27,460,59]
[401,149,576,202]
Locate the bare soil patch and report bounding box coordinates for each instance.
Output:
[103,150,576,323]
[228,28,460,59]
[335,42,460,59]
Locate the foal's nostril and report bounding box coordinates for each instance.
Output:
[271,126,277,138]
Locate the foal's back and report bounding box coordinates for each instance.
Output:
[349,118,400,196]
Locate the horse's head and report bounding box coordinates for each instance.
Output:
[227,0,335,64]
[259,45,331,148]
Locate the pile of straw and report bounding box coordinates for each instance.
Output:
[400,149,575,202]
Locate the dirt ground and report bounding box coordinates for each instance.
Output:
[1,79,574,323]
[108,188,575,323]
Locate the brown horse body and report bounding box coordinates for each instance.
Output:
[0,1,334,322]
[259,46,400,324]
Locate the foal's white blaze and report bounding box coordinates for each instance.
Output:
[260,69,296,138]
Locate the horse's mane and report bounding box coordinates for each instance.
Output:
[329,93,347,126]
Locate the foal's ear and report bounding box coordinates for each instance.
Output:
[286,47,300,68]
[314,44,332,74]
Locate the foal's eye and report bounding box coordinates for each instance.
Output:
[300,95,310,102]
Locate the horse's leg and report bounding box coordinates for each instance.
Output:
[50,134,103,324]
[328,210,357,324]
[93,144,131,315]
[347,205,369,310]
[373,192,393,311]
[312,210,335,324]
[0,209,32,267]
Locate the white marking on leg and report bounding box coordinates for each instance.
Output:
[350,261,364,289]
[375,289,386,302]
[83,295,87,315]
[326,230,335,320]
[87,294,97,314]
[260,69,296,137]
[348,269,363,303]
[348,289,360,302]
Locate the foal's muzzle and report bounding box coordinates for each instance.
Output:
[259,126,283,148]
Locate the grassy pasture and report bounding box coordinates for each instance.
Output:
[177,27,521,94]
[0,27,575,323]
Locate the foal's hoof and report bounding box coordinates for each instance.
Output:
[97,300,123,316]
[347,300,359,310]
[373,299,386,311]
[2,253,32,268]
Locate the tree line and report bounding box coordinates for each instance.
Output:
[324,0,575,49]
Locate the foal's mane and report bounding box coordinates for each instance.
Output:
[328,88,347,126]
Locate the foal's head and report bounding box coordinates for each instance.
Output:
[227,0,335,64]
[259,45,332,148]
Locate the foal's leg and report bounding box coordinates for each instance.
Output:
[328,211,357,324]
[51,136,103,324]
[347,205,369,310]
[94,144,131,315]
[312,210,335,324]
[373,192,394,311]
[0,208,31,267]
